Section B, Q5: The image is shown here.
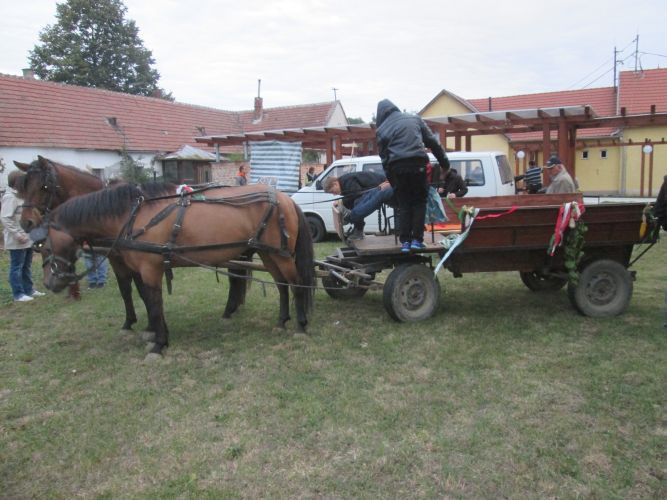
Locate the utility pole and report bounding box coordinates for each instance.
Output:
[634,34,639,72]
[332,87,338,101]
[613,46,617,89]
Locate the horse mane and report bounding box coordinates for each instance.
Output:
[56,182,176,228]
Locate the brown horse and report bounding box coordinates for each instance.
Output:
[14,156,251,332]
[39,182,314,354]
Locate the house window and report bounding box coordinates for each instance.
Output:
[600,149,608,159]
[581,150,589,160]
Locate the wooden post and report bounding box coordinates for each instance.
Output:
[640,143,646,197]
[334,135,342,161]
[454,134,461,152]
[558,119,568,167]
[648,145,654,196]
[465,133,472,152]
[326,138,333,165]
[542,123,551,187]
[439,127,447,150]
[568,126,577,178]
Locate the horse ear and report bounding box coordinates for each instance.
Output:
[37,156,52,170]
[14,161,31,172]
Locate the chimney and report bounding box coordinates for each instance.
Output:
[22,68,35,80]
[253,79,263,121]
[254,97,263,121]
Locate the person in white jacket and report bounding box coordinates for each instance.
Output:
[1,170,45,302]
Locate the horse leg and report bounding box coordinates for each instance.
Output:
[141,283,169,355]
[222,270,248,319]
[292,283,309,333]
[108,257,138,331]
[131,272,159,335]
[261,255,291,328]
[276,282,291,328]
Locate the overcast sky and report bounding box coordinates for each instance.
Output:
[1,0,665,122]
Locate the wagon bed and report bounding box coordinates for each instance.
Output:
[319,193,657,321]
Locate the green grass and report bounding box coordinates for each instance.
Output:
[1,238,665,498]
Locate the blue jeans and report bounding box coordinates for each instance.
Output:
[9,248,34,299]
[84,253,109,286]
[348,187,395,229]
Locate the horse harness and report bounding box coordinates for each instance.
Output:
[91,185,292,293]
[21,162,63,214]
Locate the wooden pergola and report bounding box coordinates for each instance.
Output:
[196,105,667,180]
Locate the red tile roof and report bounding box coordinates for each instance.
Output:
[468,87,617,141]
[618,68,667,114]
[0,74,341,152]
[464,68,667,141]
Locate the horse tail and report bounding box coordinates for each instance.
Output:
[293,202,315,312]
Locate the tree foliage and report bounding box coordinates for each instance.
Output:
[29,0,171,99]
[119,148,151,183]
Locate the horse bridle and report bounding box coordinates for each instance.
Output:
[30,218,81,285]
[21,163,61,214]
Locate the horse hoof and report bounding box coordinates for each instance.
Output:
[140,331,156,342]
[143,352,162,363]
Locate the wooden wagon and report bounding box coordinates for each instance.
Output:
[315,193,658,322]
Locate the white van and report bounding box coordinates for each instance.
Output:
[292,152,515,241]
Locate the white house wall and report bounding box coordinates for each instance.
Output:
[0,147,161,190]
[326,103,348,126]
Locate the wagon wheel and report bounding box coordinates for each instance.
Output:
[383,264,440,322]
[567,259,633,317]
[322,274,369,299]
[519,271,568,292]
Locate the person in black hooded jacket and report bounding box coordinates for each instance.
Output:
[375,99,450,251]
[655,174,667,231]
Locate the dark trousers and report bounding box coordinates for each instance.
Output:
[347,187,395,230]
[387,159,428,243]
[9,248,34,299]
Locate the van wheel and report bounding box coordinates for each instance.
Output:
[306,215,325,242]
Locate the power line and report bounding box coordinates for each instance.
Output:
[581,52,635,89]
[567,38,637,89]
[640,51,667,58]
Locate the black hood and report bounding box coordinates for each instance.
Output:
[376,99,399,127]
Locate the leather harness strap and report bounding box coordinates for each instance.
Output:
[92,185,292,294]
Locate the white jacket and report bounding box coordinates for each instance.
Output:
[1,188,31,250]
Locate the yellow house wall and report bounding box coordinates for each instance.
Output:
[574,143,621,194]
[421,96,510,154]
[619,126,667,197]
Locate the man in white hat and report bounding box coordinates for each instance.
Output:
[544,156,577,194]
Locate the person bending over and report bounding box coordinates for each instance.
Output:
[323,171,394,240]
[438,168,468,198]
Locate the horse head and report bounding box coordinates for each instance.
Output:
[36,222,79,293]
[14,156,59,231]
